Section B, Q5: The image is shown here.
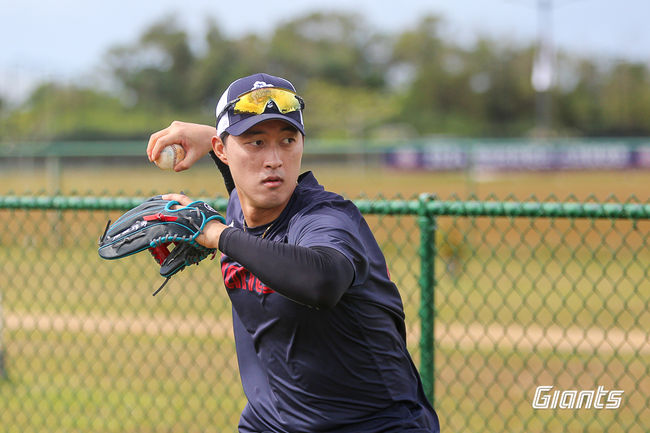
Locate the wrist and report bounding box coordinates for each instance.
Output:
[198,220,228,249]
[182,122,216,159]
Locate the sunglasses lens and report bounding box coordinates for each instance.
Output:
[233,88,303,115]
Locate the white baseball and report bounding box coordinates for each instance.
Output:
[155,144,186,170]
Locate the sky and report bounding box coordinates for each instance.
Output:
[1,0,649,101]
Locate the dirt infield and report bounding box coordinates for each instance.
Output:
[435,321,649,355]
[3,312,234,339]
[4,311,648,355]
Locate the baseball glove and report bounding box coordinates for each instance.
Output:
[98,195,225,295]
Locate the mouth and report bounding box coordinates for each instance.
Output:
[261,175,283,188]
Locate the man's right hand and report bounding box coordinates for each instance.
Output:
[147,121,216,172]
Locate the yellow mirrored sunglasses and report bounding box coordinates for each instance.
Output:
[217,87,305,123]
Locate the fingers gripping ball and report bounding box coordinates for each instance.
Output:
[155,144,185,170]
[98,196,225,294]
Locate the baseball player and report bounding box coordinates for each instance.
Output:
[147,73,440,432]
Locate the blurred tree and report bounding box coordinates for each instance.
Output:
[392,17,539,137]
[476,41,536,135]
[190,21,270,111]
[390,15,453,134]
[557,60,650,136]
[556,59,604,134]
[600,62,650,135]
[2,11,650,142]
[267,12,386,89]
[302,80,398,139]
[0,82,179,140]
[106,15,195,111]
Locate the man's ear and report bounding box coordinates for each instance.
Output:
[212,135,228,165]
[209,135,235,196]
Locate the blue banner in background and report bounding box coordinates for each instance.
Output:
[385,141,650,171]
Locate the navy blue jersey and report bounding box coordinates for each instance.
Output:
[220,171,439,432]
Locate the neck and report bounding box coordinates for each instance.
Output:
[242,206,284,228]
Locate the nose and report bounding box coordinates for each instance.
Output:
[264,143,283,170]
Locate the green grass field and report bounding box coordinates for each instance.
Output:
[1,163,648,432]
[2,160,649,199]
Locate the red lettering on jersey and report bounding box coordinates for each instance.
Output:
[255,277,274,294]
[222,261,241,290]
[245,272,255,292]
[221,261,275,295]
[254,277,263,294]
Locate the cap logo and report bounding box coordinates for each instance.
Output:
[252,81,273,90]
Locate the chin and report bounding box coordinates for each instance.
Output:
[254,192,291,210]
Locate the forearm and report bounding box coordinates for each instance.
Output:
[218,228,354,309]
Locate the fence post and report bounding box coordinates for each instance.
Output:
[417,193,436,405]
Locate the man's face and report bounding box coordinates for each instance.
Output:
[216,119,303,217]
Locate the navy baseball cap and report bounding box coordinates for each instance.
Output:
[215,73,305,137]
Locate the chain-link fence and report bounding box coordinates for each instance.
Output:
[0,194,648,433]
